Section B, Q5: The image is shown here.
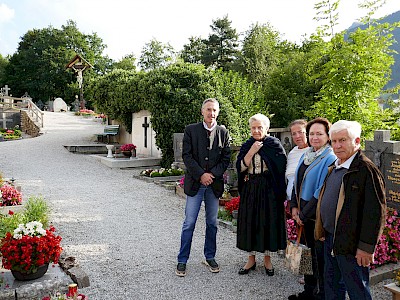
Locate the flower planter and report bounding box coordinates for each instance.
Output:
[0,204,24,215]
[384,282,400,300]
[232,210,239,219]
[11,263,49,281]
[219,198,231,206]
[175,185,186,199]
[122,151,132,158]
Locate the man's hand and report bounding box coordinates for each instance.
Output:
[355,248,374,267]
[200,173,215,186]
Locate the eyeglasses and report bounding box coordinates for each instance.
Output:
[291,131,306,137]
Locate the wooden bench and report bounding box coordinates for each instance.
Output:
[96,125,120,144]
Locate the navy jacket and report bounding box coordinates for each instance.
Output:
[182,122,231,198]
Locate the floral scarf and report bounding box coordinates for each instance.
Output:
[303,143,329,165]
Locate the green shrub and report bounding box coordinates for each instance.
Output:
[0,212,24,239]
[22,195,50,228]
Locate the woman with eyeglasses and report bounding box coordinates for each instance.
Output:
[288,117,336,300]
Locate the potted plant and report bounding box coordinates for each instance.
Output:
[120,143,136,157]
[225,196,240,220]
[0,221,62,280]
[0,184,24,215]
[0,184,22,206]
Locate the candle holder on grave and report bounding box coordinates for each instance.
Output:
[106,145,114,158]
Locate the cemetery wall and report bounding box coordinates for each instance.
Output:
[21,110,41,137]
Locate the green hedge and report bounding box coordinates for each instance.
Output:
[87,63,265,167]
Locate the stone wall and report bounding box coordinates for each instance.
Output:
[21,110,41,137]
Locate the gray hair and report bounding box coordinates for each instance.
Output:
[249,113,270,129]
[202,98,219,109]
[289,119,307,129]
[330,120,362,140]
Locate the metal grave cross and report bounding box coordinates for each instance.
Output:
[142,117,150,148]
[0,112,13,129]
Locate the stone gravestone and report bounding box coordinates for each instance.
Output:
[53,98,67,112]
[0,111,20,129]
[36,100,44,110]
[172,133,185,169]
[365,130,400,211]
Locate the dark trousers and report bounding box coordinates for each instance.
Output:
[324,232,371,300]
[301,220,324,299]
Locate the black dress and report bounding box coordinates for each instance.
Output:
[236,136,287,253]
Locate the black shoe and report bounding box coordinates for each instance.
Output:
[238,262,256,275]
[175,263,186,277]
[203,259,220,273]
[264,266,274,276]
[288,291,315,300]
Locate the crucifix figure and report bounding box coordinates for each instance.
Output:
[0,112,12,129]
[142,117,150,148]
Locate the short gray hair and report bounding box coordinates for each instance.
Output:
[330,120,361,140]
[202,98,219,109]
[249,113,270,129]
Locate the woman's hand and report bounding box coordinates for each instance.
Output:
[250,141,263,154]
[291,207,303,226]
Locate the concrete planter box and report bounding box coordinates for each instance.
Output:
[0,204,24,215]
[175,185,186,199]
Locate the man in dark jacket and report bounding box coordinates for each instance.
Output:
[315,120,386,300]
[176,98,231,277]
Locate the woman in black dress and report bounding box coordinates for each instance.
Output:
[236,113,287,276]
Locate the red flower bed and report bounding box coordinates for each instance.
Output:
[225,196,240,215]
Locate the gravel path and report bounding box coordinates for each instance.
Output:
[0,112,392,299]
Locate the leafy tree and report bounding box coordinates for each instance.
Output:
[211,69,263,143]
[4,20,109,104]
[202,15,239,70]
[307,0,400,140]
[0,54,8,86]
[262,45,322,128]
[313,0,340,37]
[138,39,176,71]
[113,54,137,71]
[237,23,282,85]
[180,36,207,64]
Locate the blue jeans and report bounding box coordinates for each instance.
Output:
[177,185,219,264]
[324,233,371,300]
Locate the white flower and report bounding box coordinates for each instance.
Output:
[12,221,47,238]
[13,233,23,240]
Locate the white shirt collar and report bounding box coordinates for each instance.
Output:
[335,152,357,169]
[203,121,217,131]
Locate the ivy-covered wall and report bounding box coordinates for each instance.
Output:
[87,63,266,167]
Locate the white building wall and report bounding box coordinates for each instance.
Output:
[131,110,161,158]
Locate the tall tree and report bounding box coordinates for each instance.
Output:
[138,39,176,71]
[4,20,110,104]
[180,36,207,64]
[307,0,400,139]
[0,54,8,87]
[202,15,239,70]
[113,53,137,71]
[237,23,282,84]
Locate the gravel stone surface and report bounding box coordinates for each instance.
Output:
[0,111,393,299]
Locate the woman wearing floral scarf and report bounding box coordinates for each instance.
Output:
[288,117,336,300]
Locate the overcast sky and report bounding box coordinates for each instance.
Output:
[0,0,399,61]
